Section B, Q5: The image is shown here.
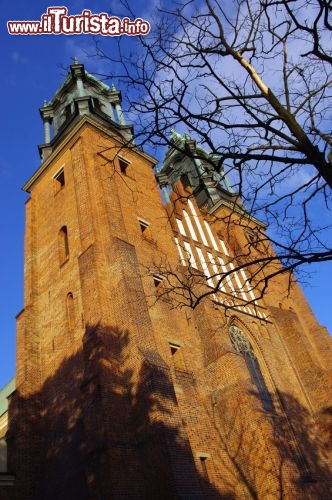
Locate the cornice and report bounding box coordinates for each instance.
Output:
[208,197,267,229]
[23,115,157,192]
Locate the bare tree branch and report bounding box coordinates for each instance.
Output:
[90,0,332,309]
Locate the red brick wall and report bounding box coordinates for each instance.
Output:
[1,116,331,499]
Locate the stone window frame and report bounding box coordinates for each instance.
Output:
[229,325,275,412]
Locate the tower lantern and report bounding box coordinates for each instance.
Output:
[0,62,331,499]
[38,59,131,161]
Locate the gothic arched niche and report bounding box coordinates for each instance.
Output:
[229,325,275,412]
[58,226,69,264]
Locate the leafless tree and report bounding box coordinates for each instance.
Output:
[93,0,332,307]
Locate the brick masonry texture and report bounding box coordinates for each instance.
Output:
[0,108,331,499]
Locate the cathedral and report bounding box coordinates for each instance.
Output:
[0,60,331,499]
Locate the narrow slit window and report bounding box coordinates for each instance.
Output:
[59,226,69,264]
[199,456,209,482]
[66,292,75,330]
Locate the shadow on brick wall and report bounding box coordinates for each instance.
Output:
[5,324,229,499]
[3,323,332,499]
[213,381,332,498]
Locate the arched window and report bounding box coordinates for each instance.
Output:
[58,226,69,264]
[229,325,274,412]
[66,292,75,330]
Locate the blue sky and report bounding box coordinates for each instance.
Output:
[1,0,331,388]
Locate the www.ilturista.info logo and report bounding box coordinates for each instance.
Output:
[7,7,151,36]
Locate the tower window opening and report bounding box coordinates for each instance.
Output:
[180,173,191,190]
[199,455,209,482]
[92,98,102,112]
[153,274,164,287]
[118,157,130,175]
[169,343,180,356]
[66,292,75,330]
[54,168,65,193]
[169,342,186,370]
[64,104,72,121]
[138,218,149,234]
[59,226,69,264]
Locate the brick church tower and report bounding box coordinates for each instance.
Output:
[0,60,331,499]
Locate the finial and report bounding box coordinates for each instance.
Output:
[74,56,79,64]
[43,100,48,107]
[111,83,117,91]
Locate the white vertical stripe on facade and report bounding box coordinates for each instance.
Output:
[219,239,230,256]
[229,262,248,301]
[239,268,257,302]
[184,241,198,268]
[187,200,209,246]
[207,252,226,292]
[203,221,219,251]
[183,210,198,241]
[176,218,186,237]
[218,257,236,294]
[174,237,186,265]
[196,247,214,287]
